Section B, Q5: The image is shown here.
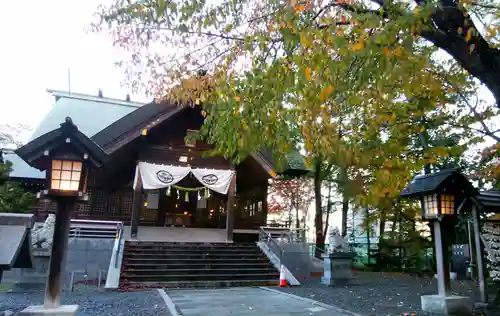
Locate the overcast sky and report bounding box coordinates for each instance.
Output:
[0,0,148,142]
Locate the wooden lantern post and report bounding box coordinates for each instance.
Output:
[400,168,477,315]
[15,117,106,315]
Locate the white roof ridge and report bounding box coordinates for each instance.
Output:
[46,89,145,108]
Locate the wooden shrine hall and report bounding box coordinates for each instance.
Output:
[10,90,308,243]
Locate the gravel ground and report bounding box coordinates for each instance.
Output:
[275,272,490,316]
[0,284,170,316]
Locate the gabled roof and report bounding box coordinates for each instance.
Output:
[259,149,310,177]
[2,150,46,179]
[401,168,478,198]
[92,103,309,177]
[16,117,107,170]
[8,90,142,179]
[91,101,184,151]
[30,89,142,142]
[476,190,500,210]
[9,89,308,180]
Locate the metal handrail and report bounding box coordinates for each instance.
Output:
[259,226,284,265]
[308,243,327,259]
[69,219,122,239]
[114,222,124,268]
[70,219,123,226]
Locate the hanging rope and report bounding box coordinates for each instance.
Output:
[173,185,205,192]
[165,185,211,200]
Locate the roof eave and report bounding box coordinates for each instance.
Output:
[15,118,107,170]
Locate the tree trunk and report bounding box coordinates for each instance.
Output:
[341,196,349,238]
[378,211,387,244]
[365,208,371,265]
[323,182,333,237]
[338,166,349,237]
[314,160,324,258]
[295,206,300,229]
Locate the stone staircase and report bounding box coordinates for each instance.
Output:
[119,241,280,290]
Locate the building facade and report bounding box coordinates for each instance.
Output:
[9,90,306,240]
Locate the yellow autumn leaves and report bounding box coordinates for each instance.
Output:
[348,39,403,57]
[304,67,313,81]
[319,86,335,101]
[349,41,365,51]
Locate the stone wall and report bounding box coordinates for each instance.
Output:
[482,222,500,281]
[278,242,313,279]
[3,238,114,285]
[66,238,114,281]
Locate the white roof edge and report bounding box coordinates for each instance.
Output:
[46,89,145,108]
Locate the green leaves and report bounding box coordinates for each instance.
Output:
[0,181,36,213]
[0,159,36,213]
[98,0,499,211]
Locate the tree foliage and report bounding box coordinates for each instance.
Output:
[0,160,36,213]
[97,0,500,255]
[0,124,29,149]
[0,127,36,213]
[97,0,478,205]
[268,178,314,228]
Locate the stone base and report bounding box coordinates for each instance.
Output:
[321,252,353,286]
[421,295,472,315]
[18,305,79,316]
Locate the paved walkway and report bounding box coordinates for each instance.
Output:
[159,287,362,316]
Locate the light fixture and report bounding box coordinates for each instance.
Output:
[400,169,473,221]
[420,193,455,220]
[179,156,188,162]
[50,160,83,192]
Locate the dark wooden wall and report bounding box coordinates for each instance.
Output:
[138,106,230,169]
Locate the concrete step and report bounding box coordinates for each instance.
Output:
[125,241,256,248]
[125,245,260,252]
[123,256,269,261]
[120,272,279,282]
[123,252,267,259]
[124,248,263,254]
[123,262,274,269]
[122,267,278,275]
[118,279,279,290]
[122,257,271,265]
[119,242,279,289]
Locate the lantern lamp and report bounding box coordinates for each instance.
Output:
[420,192,456,220]
[400,168,476,221]
[50,159,83,192]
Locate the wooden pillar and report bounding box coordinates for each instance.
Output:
[44,196,74,308]
[130,167,142,238]
[433,220,451,296]
[472,204,487,303]
[225,170,236,242]
[262,182,268,225]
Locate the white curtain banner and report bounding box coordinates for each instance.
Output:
[191,168,234,195]
[134,162,192,190]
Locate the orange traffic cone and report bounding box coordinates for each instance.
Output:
[279,264,287,287]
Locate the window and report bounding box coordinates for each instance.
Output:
[185,129,198,147]
[51,160,82,191]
